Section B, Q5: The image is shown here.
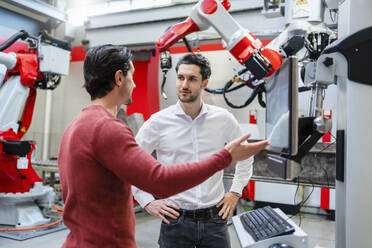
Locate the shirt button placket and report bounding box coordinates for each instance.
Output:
[193,126,199,160]
[193,122,201,207]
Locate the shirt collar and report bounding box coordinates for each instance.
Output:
[174,101,209,119]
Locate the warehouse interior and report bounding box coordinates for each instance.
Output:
[0,0,371,248]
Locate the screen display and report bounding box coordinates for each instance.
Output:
[265,58,296,155]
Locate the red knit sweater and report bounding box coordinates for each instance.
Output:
[58,105,232,248]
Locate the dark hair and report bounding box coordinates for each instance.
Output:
[175,53,211,81]
[83,44,132,100]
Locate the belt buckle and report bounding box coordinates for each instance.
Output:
[194,209,208,219]
[194,211,201,219]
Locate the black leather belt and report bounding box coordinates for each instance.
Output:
[181,206,221,220]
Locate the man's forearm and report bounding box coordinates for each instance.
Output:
[230,157,253,194]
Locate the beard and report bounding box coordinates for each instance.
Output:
[178,94,198,103]
[177,89,201,103]
[125,98,132,105]
[124,89,133,105]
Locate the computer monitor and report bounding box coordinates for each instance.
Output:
[265,56,298,156]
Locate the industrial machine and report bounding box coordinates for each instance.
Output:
[155,0,372,247]
[0,30,71,228]
[156,0,335,176]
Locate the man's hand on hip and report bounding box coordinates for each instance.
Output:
[144,200,180,224]
[216,192,240,219]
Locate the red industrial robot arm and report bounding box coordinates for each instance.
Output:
[156,0,282,79]
[156,0,231,52]
[0,30,71,194]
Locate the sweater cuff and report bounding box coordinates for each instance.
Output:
[220,148,232,168]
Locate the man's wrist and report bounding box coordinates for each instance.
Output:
[143,199,155,209]
[230,191,241,198]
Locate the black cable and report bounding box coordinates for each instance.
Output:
[39,30,72,51]
[223,82,258,109]
[294,176,300,207]
[288,176,315,226]
[296,177,301,227]
[299,179,315,208]
[204,68,255,95]
[318,141,336,153]
[287,176,301,220]
[314,147,332,189]
[182,37,193,53]
[0,30,29,51]
[299,179,315,227]
[13,160,26,180]
[299,86,311,92]
[292,177,315,227]
[223,82,266,109]
[161,71,168,100]
[322,167,330,189]
[257,91,266,108]
[238,68,249,75]
[314,135,336,188]
[204,80,247,94]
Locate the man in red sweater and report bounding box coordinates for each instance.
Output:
[58,44,269,248]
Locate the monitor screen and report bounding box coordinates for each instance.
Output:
[265,56,298,156]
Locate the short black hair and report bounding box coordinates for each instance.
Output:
[175,53,211,81]
[83,44,132,100]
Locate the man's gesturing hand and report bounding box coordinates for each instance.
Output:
[144,200,180,224]
[225,133,270,162]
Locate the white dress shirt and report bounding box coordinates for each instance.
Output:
[132,101,253,210]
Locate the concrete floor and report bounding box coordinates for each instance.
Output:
[0,211,335,248]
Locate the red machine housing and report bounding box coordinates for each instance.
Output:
[0,51,42,193]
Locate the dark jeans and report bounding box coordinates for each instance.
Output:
[158,206,231,248]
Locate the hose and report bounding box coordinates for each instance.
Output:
[0,30,29,51]
[0,205,63,231]
[223,82,266,109]
[39,30,72,51]
[161,71,168,100]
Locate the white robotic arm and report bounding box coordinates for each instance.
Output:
[0,52,17,70]
[156,0,283,80]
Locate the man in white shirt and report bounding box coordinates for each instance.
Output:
[132,53,253,248]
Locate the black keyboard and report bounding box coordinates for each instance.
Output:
[239,206,295,242]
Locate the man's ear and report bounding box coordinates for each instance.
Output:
[114,70,123,87]
[202,79,209,89]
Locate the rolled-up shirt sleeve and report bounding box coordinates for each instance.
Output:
[226,113,253,195]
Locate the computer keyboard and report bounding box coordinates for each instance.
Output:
[239,206,295,242]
